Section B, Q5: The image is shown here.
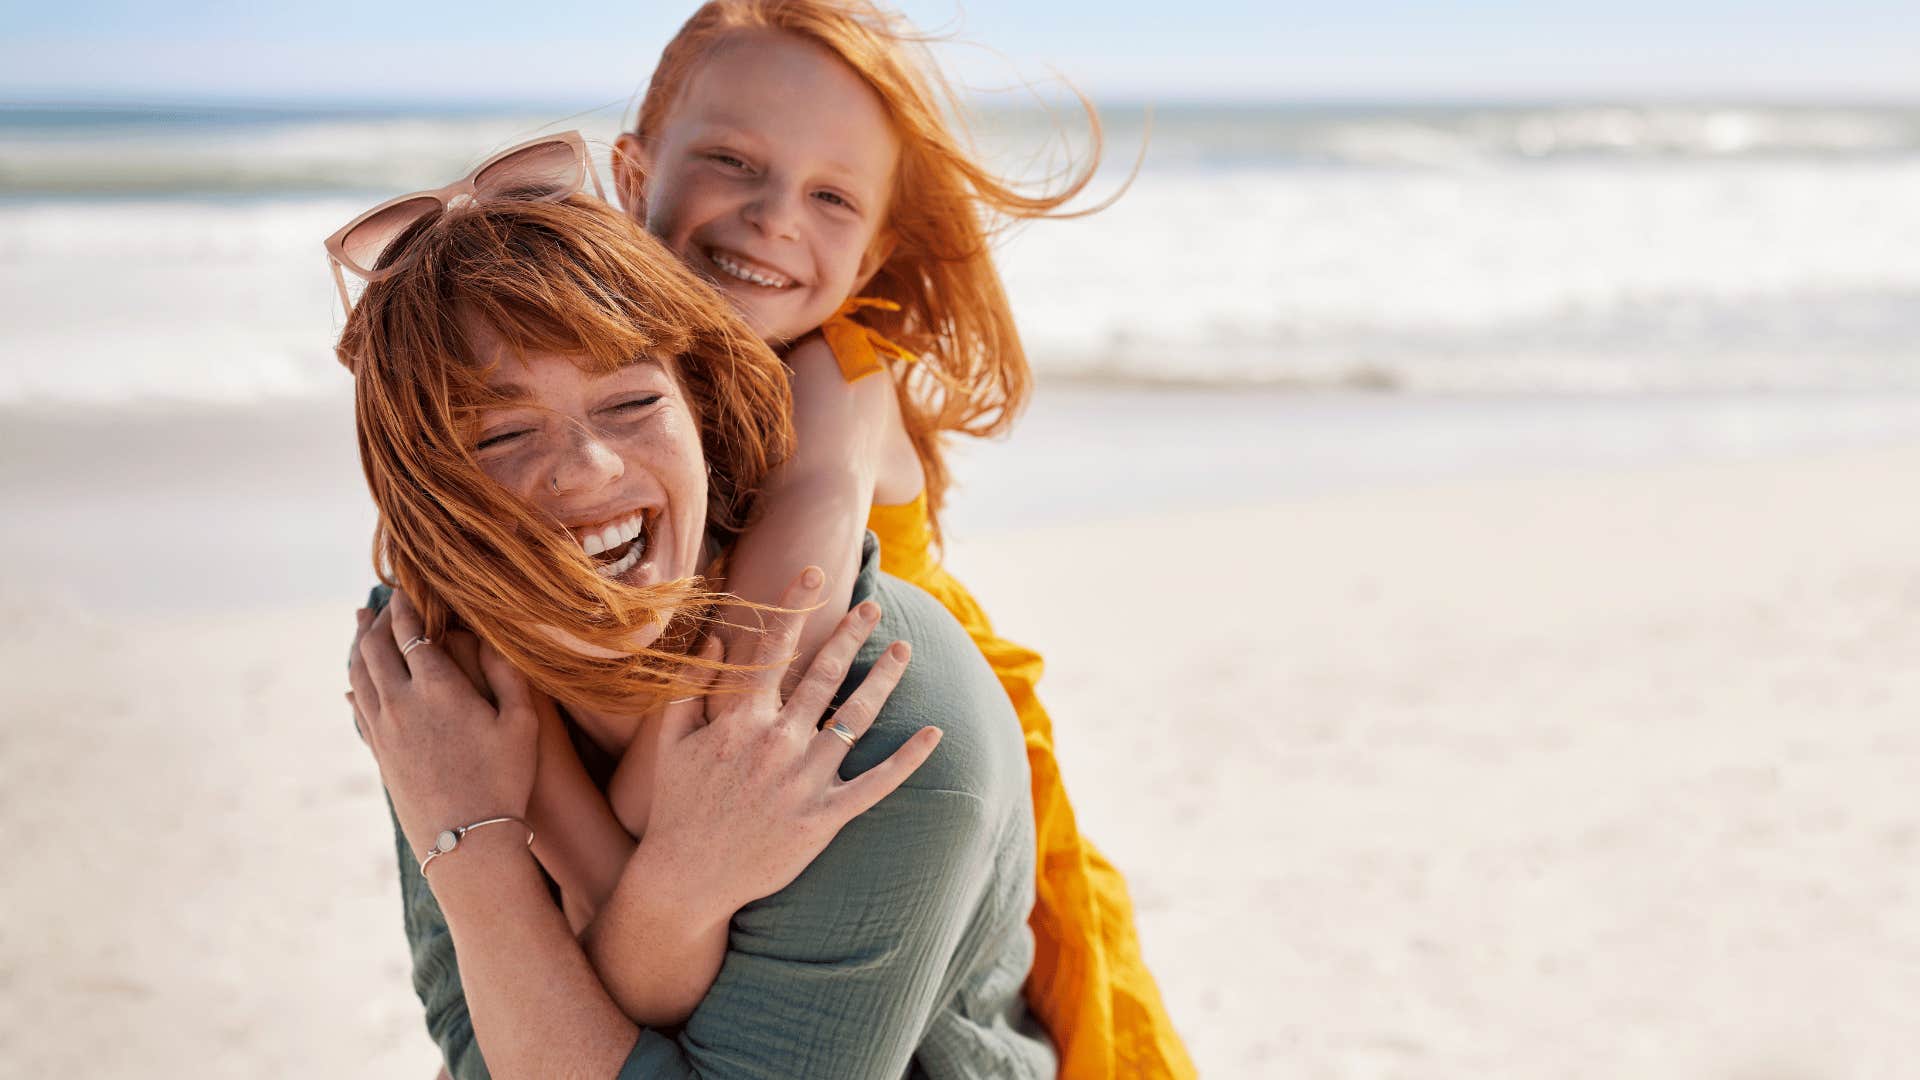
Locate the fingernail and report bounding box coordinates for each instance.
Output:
[802,567,824,589]
[889,641,911,661]
[356,608,371,623]
[857,601,880,622]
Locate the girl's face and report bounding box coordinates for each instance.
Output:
[620,31,901,344]
[464,321,710,649]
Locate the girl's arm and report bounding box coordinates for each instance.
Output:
[718,334,901,673]
[580,706,731,1027]
[524,689,729,1026]
[524,694,633,931]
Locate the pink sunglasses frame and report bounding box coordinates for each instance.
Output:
[322,129,606,318]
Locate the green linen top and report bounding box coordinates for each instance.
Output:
[378,533,1055,1079]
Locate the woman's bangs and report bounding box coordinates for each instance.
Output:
[457,286,685,388]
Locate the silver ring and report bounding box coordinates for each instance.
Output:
[401,634,434,657]
[823,720,858,748]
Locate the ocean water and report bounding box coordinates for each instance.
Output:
[3,101,1920,404]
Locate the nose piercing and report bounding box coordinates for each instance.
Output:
[550,474,562,495]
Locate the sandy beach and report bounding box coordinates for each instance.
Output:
[4,389,1919,1077]
[952,440,1920,1078]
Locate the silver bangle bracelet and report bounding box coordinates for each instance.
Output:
[418,815,534,876]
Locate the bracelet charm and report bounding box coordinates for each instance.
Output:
[419,815,534,876]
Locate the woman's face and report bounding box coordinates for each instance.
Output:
[624,31,900,343]
[464,321,709,649]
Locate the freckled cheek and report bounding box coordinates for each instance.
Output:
[822,224,874,285]
[653,172,734,248]
[478,455,549,508]
[643,175,690,245]
[639,419,708,558]
[666,441,708,517]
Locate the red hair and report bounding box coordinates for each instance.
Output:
[630,0,1107,539]
[337,196,794,713]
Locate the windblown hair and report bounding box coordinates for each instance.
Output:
[337,195,794,713]
[631,0,1108,539]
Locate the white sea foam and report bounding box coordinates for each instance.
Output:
[0,108,604,196]
[978,103,1920,169]
[4,104,1919,404]
[998,158,1920,392]
[0,199,354,404]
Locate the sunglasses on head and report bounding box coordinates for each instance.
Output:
[323,130,605,320]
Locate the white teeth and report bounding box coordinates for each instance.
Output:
[711,250,792,289]
[576,511,649,569]
[595,542,643,578]
[594,521,647,579]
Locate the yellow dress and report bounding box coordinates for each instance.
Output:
[824,300,1196,1080]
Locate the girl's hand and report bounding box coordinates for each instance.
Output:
[634,567,941,919]
[348,590,540,864]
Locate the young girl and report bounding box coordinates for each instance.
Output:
[530,3,1194,1076]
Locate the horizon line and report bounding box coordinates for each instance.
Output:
[9,90,1920,113]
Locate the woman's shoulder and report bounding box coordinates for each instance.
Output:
[841,565,1028,810]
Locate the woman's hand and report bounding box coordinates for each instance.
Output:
[623,567,942,921]
[348,590,540,864]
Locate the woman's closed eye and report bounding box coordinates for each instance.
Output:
[476,427,531,451]
[607,394,664,416]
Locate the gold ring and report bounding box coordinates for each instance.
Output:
[823,721,858,748]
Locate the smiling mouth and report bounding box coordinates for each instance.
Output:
[572,510,650,579]
[707,246,797,290]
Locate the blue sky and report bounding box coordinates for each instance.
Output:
[4,0,1918,104]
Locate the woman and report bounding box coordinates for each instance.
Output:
[338,187,1053,1076]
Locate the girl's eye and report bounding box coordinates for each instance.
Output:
[812,190,854,210]
[708,152,749,170]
